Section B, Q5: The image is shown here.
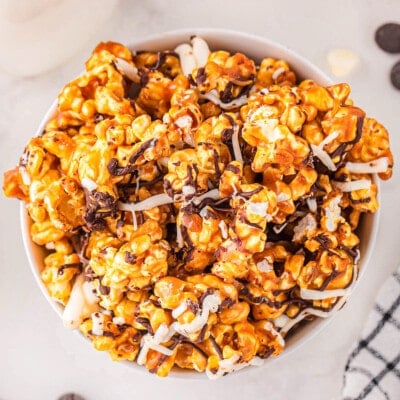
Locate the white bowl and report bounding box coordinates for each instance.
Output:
[20,28,380,378]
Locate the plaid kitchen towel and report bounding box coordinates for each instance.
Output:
[342,265,400,400]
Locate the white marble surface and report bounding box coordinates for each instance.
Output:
[0,1,399,399]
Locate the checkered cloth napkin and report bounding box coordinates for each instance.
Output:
[342,265,400,400]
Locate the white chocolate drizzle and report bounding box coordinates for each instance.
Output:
[137,293,221,366]
[191,36,210,67]
[247,201,269,217]
[81,177,97,192]
[171,301,188,319]
[91,312,104,336]
[306,197,317,213]
[62,274,99,329]
[278,294,348,335]
[231,122,243,162]
[344,157,389,174]
[114,58,140,82]
[293,213,317,242]
[172,293,221,336]
[273,221,289,234]
[272,67,286,81]
[310,130,340,171]
[325,195,342,232]
[199,90,248,110]
[218,220,229,239]
[192,188,220,205]
[276,192,291,202]
[300,264,358,300]
[175,36,210,77]
[119,193,174,212]
[279,267,359,335]
[19,166,31,186]
[264,321,285,347]
[175,115,193,129]
[256,259,273,272]
[175,43,197,76]
[333,179,372,192]
[206,354,264,380]
[176,223,184,249]
[112,316,126,325]
[137,323,176,366]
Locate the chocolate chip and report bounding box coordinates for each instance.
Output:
[390,60,400,89]
[375,23,400,53]
[57,393,85,400]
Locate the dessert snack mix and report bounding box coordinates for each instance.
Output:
[3,36,393,378]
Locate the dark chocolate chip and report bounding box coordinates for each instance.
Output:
[57,393,85,400]
[390,60,400,89]
[375,23,400,53]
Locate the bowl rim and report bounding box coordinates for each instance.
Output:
[20,28,381,379]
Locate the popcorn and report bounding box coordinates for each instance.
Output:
[3,36,393,379]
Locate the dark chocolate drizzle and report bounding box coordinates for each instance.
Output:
[57,263,82,276]
[186,299,200,314]
[238,186,263,199]
[338,244,359,259]
[258,346,275,359]
[331,143,348,160]
[349,193,371,204]
[237,213,262,230]
[219,297,235,311]
[116,174,163,196]
[139,67,149,87]
[319,269,342,291]
[149,51,168,70]
[213,149,222,181]
[181,340,209,359]
[352,116,364,145]
[148,335,183,373]
[194,323,208,343]
[209,335,223,359]
[220,82,234,103]
[107,158,137,176]
[135,317,154,335]
[239,286,282,309]
[195,67,207,85]
[129,138,157,164]
[83,266,96,281]
[180,225,194,248]
[224,163,240,174]
[281,287,312,308]
[84,190,118,231]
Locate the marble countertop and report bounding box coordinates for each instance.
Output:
[0,1,399,399]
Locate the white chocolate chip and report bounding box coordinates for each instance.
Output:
[327,48,359,78]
